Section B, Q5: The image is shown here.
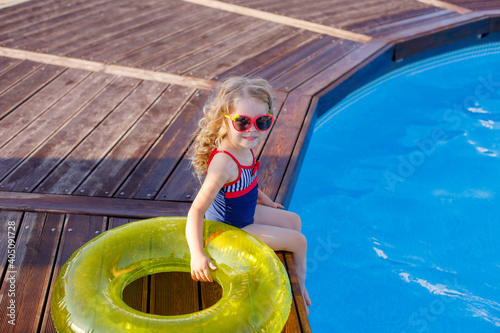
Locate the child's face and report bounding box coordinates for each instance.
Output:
[225,98,269,150]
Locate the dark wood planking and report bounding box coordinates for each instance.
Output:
[115,90,206,200]
[80,6,218,64]
[158,19,271,76]
[311,1,437,30]
[276,96,318,207]
[0,191,191,218]
[150,272,199,315]
[446,0,500,11]
[283,252,311,333]
[0,60,41,98]
[40,214,108,333]
[0,64,63,120]
[75,85,195,197]
[0,0,111,44]
[50,0,183,57]
[217,31,320,79]
[251,35,338,83]
[393,17,493,60]
[0,57,21,76]
[0,76,140,193]
[34,80,168,195]
[0,72,111,180]
[0,0,87,29]
[0,0,56,19]
[52,1,186,58]
[199,280,223,310]
[0,210,23,281]
[190,25,301,80]
[276,252,302,333]
[0,212,64,333]
[0,69,90,149]
[292,38,391,98]
[130,13,251,71]
[270,39,360,92]
[10,0,147,51]
[358,9,459,38]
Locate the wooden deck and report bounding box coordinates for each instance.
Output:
[0,0,499,332]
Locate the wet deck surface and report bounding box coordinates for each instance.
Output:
[0,0,499,332]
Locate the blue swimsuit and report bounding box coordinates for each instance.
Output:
[205,149,260,228]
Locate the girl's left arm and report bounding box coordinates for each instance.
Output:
[257,189,284,209]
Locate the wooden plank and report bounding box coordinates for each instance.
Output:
[270,39,360,92]
[0,0,85,29]
[0,57,20,75]
[0,0,109,43]
[51,0,184,57]
[159,18,269,76]
[0,72,112,179]
[115,90,206,200]
[0,191,191,218]
[292,38,390,97]
[127,12,249,70]
[75,85,195,197]
[182,0,373,43]
[0,68,90,149]
[75,5,215,63]
[150,272,199,315]
[0,210,22,281]
[251,36,337,83]
[199,280,223,310]
[40,214,107,333]
[0,0,47,11]
[283,252,311,333]
[0,212,64,332]
[0,59,40,97]
[276,252,302,333]
[190,24,299,80]
[0,76,140,192]
[216,31,319,79]
[6,0,134,50]
[0,64,63,120]
[277,97,318,207]
[0,47,218,90]
[393,18,492,60]
[359,9,459,38]
[417,0,473,14]
[34,80,168,195]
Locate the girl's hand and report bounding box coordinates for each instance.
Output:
[190,251,217,282]
[257,189,284,209]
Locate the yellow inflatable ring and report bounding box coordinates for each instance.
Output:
[51,217,292,332]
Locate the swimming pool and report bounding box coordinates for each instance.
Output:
[289,42,500,332]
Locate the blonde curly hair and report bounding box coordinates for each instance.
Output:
[192,77,274,181]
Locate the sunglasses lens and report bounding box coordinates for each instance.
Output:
[255,115,273,131]
[233,116,251,131]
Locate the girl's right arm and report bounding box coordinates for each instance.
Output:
[186,154,234,282]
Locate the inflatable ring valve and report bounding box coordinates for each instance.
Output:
[51,217,292,332]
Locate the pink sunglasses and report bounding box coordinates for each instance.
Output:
[225,114,274,132]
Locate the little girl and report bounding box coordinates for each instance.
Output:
[186,76,311,312]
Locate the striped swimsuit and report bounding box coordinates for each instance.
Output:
[205,149,260,228]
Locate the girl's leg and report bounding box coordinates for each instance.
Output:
[244,206,311,309]
[253,204,302,231]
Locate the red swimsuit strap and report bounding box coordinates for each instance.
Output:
[207,149,258,187]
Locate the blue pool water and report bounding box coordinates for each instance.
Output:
[289,42,500,332]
